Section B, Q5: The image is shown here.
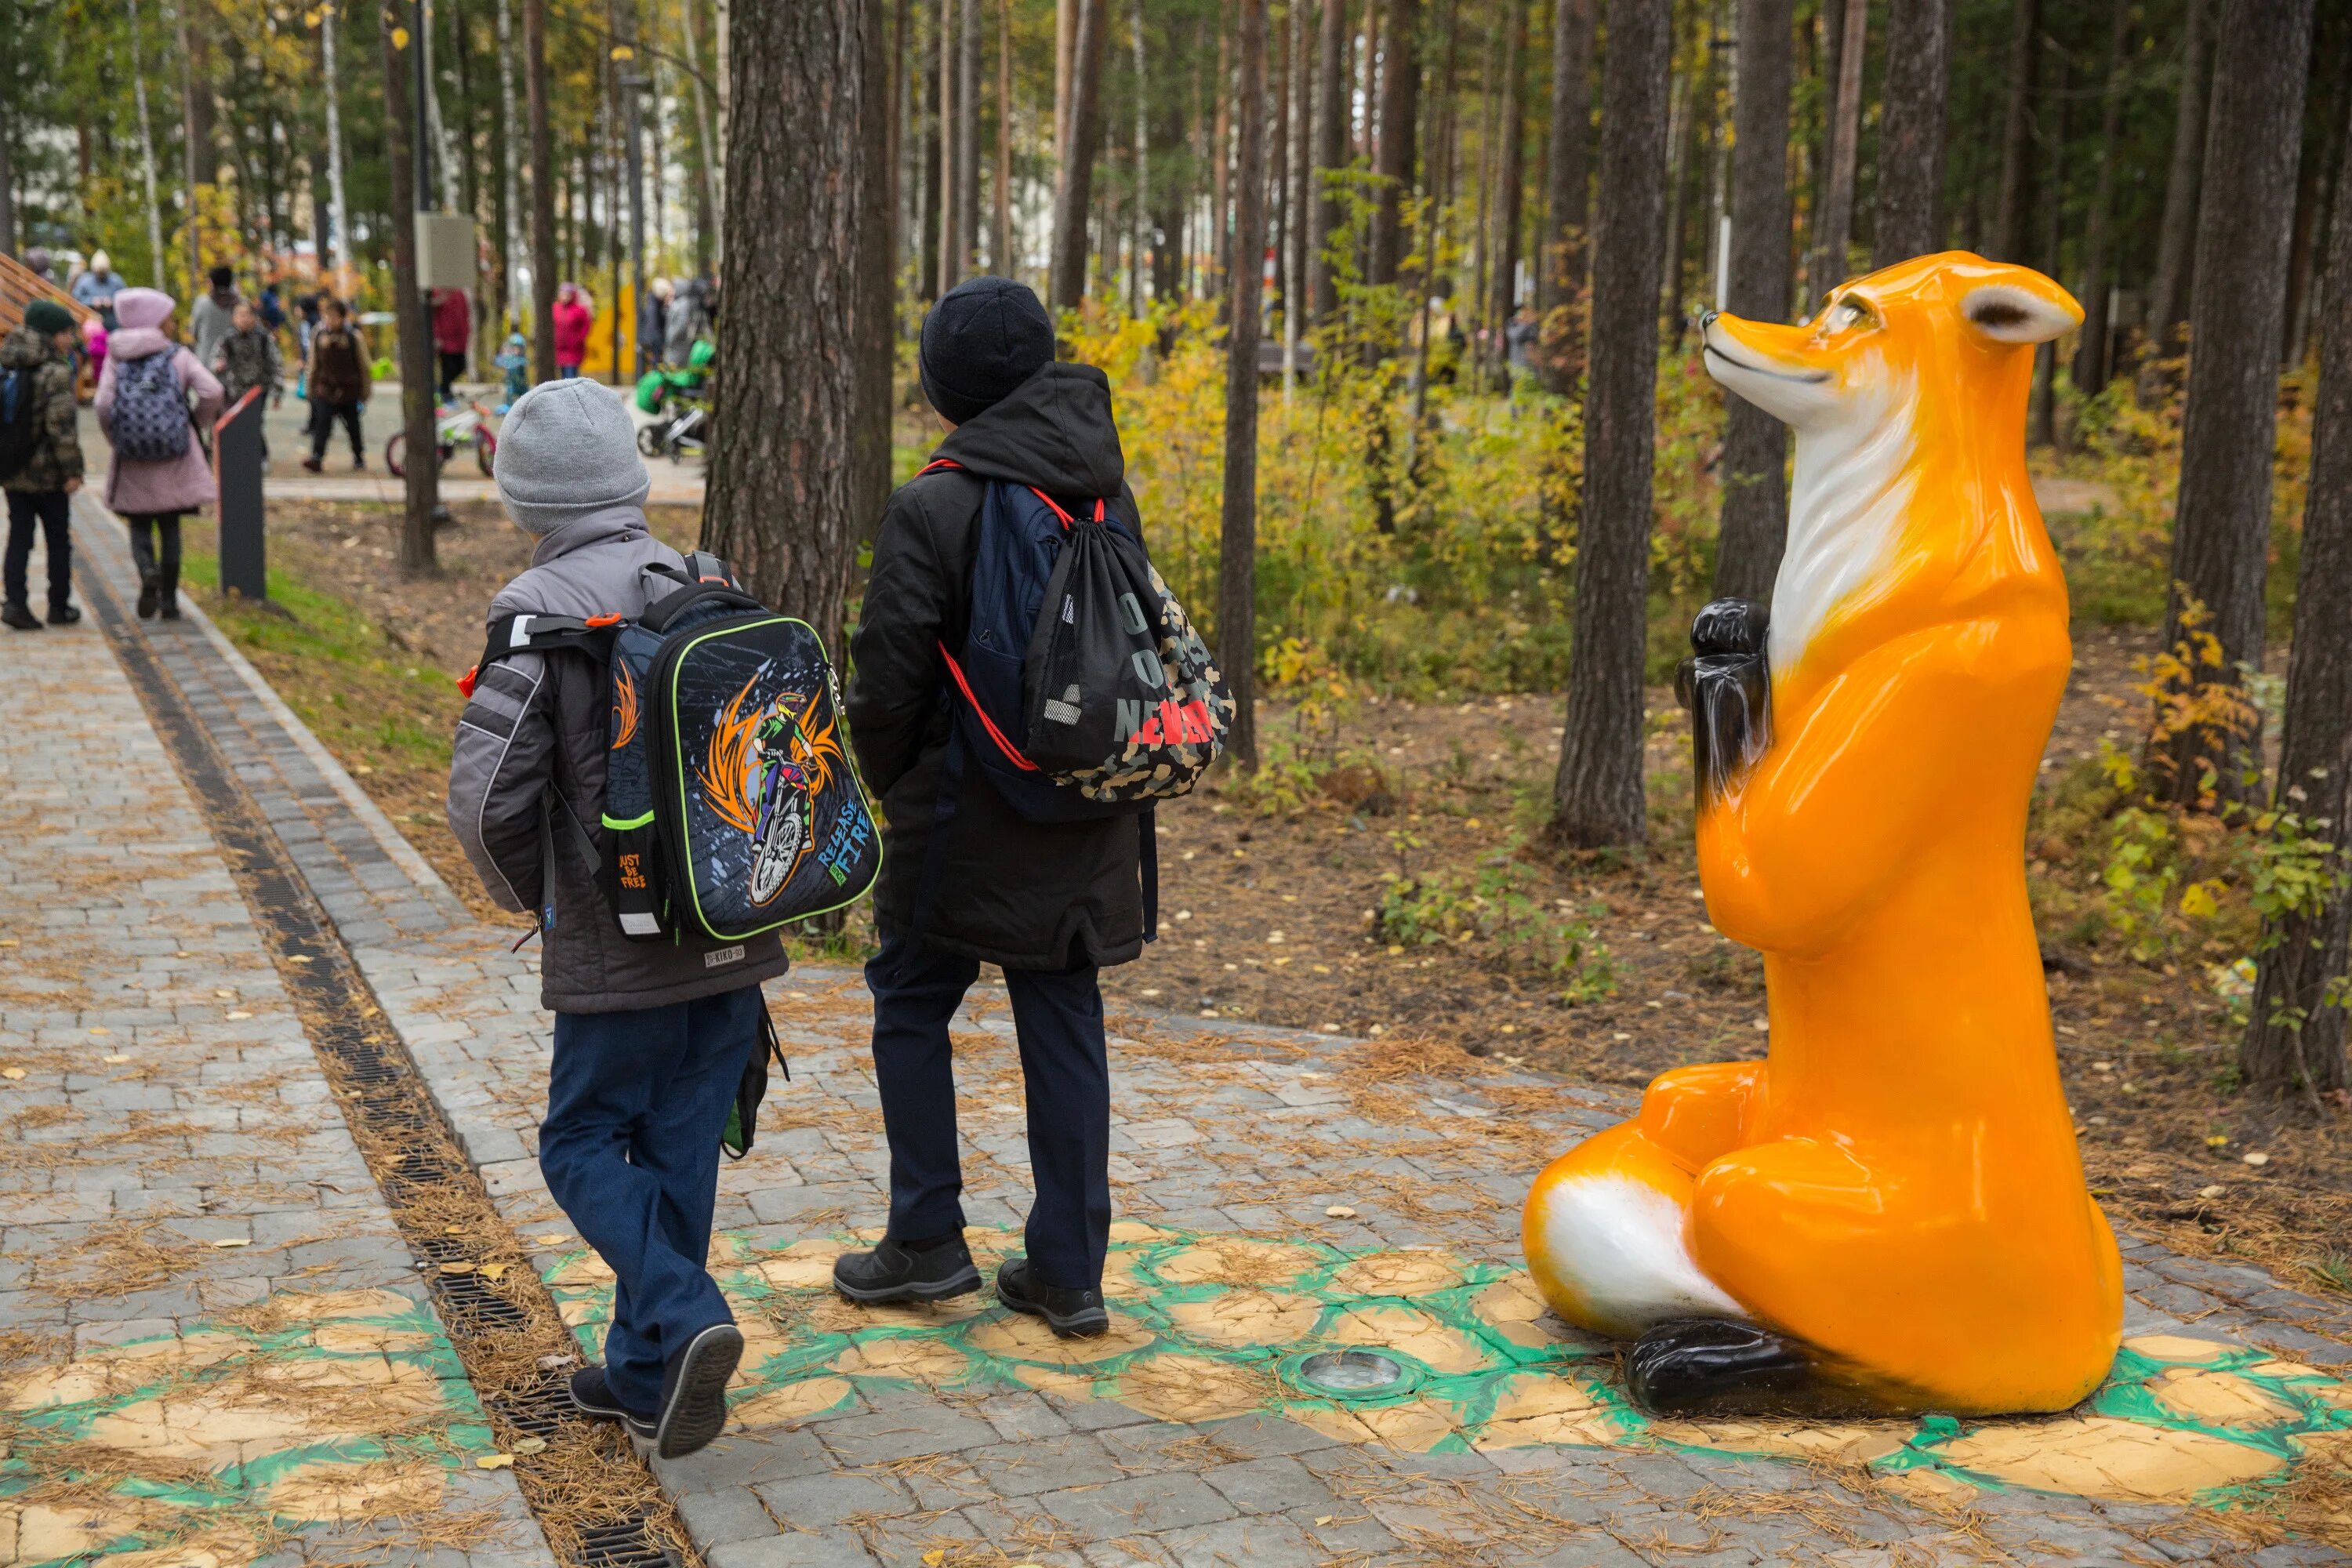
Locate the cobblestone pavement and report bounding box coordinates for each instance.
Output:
[0,515,551,1567]
[15,497,2352,1567]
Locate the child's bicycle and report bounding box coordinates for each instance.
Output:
[636,395,710,464]
[387,399,498,477]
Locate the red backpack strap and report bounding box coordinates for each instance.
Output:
[917,457,965,477]
[935,639,1040,771]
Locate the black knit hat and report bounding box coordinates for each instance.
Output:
[920,276,1054,426]
[23,299,74,336]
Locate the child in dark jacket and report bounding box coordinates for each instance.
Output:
[211,301,285,457]
[302,298,371,471]
[2,299,87,630]
[829,277,1145,1338]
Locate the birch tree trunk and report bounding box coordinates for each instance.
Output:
[1552,0,1671,848]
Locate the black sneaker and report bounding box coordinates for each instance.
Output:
[996,1257,1109,1339]
[45,602,78,626]
[831,1233,982,1305]
[647,1321,742,1460]
[2,602,41,632]
[136,579,158,619]
[567,1364,651,1426]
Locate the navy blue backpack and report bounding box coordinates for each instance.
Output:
[907,459,1231,949]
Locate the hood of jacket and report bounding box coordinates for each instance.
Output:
[107,326,175,361]
[0,325,56,371]
[933,361,1126,499]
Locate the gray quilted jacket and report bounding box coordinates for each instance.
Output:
[446,508,787,1012]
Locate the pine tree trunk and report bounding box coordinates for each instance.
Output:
[1873,0,1951,267]
[382,2,439,575]
[1050,0,1108,311]
[1366,0,1420,288]
[2156,0,2317,811]
[1713,0,1792,605]
[1659,52,1693,343]
[1483,0,1526,389]
[1808,0,1864,305]
[1221,0,1269,771]
[936,0,959,294]
[1212,16,1233,307]
[1552,0,1671,850]
[2242,90,2352,1106]
[2140,0,2209,392]
[1309,0,1348,320]
[2028,42,2067,451]
[959,0,982,277]
[2071,0,2132,398]
[998,0,1016,274]
[702,0,884,647]
[1990,0,2040,263]
[1537,0,1594,394]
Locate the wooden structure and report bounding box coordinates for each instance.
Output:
[0,251,94,337]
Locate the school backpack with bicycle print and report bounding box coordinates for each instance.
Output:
[110,351,194,463]
[458,550,881,945]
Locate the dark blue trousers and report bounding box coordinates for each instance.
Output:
[866,935,1111,1293]
[539,984,763,1414]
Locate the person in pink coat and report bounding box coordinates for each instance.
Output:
[94,287,224,620]
[551,283,593,377]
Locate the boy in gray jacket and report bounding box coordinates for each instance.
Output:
[446,379,783,1458]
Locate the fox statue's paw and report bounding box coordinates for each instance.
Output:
[1675,599,1771,805]
[1627,1319,1891,1419]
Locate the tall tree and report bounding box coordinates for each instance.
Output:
[496,0,522,329]
[1807,0,1864,303]
[525,0,557,383]
[1221,0,1270,769]
[1713,0,1793,605]
[2154,0,2316,810]
[1000,0,1018,274]
[959,0,982,276]
[1536,0,1595,394]
[1483,0,1527,387]
[1365,0,1420,287]
[2242,89,2352,1105]
[2071,0,2132,397]
[1989,0,2040,263]
[1874,0,1951,267]
[2140,0,2210,390]
[383,1,440,575]
[704,0,884,643]
[1050,0,1108,311]
[1552,0,1671,848]
[1308,0,1348,320]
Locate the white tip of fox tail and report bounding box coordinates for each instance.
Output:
[1530,1174,1748,1340]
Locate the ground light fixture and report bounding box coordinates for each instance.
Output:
[1292,1348,1410,1397]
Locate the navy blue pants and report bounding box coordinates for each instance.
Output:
[866,935,1111,1293]
[539,984,763,1414]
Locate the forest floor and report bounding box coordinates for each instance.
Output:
[174,493,2352,1336]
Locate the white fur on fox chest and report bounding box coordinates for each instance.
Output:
[1769,372,1915,680]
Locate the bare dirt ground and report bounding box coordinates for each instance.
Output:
[181,497,2351,1321]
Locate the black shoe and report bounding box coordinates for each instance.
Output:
[1625,1318,1853,1418]
[45,602,78,626]
[996,1257,1109,1339]
[136,579,158,619]
[567,1364,651,1426]
[647,1321,743,1460]
[158,591,180,621]
[831,1233,982,1305]
[2,602,41,632]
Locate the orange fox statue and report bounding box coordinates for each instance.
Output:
[1523,254,2122,1417]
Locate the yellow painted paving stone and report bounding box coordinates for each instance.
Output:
[1326,1302,1488,1375]
[1152,1237,1322,1288]
[1932,1415,2286,1501]
[731,1375,855,1428]
[967,1308,1156,1365]
[1099,1247,1152,1299]
[2151,1367,2299,1428]
[1346,1395,1465,1452]
[548,1250,616,1287]
[1647,1417,1911,1465]
[829,1332,976,1386]
[1116,1352,1275,1424]
[1471,1272,1549,1325]
[801,1291,985,1334]
[1328,1249,1464,1298]
[748,1237,848,1289]
[1108,1220,1170,1242]
[1165,1289,1323,1348]
[264,1457,445,1522]
[4,1330,251,1408]
[1878,1466,1984,1506]
[1472,1371,1624,1450]
[1006,1363,1101,1402]
[2123,1334,2238,1366]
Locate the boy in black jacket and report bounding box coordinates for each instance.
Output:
[832,278,1145,1338]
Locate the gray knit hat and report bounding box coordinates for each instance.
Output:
[493,379,652,533]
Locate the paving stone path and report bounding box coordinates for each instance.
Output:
[3,495,2347,1567]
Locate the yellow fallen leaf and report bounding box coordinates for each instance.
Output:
[227,1011,253,1021]
[1,1068,24,1080]
[211,1238,250,1249]
[475,1453,514,1470]
[480,1263,510,1282]
[510,1436,547,1455]
[2199,1185,2226,1199]
[2206,1134,2230,1148]
[923,1554,945,1567]
[2242,1151,2270,1167]
[89,1027,111,1036]
[1316,1515,1334,1526]
[531,1233,572,1247]
[1323,1205,1357,1219]
[439,1261,476,1276]
[103,1054,130,1064]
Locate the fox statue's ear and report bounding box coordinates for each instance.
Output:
[1958,281,2081,347]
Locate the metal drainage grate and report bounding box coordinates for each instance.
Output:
[82,562,697,1567]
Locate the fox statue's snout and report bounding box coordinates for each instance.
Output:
[1523,253,2122,1418]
